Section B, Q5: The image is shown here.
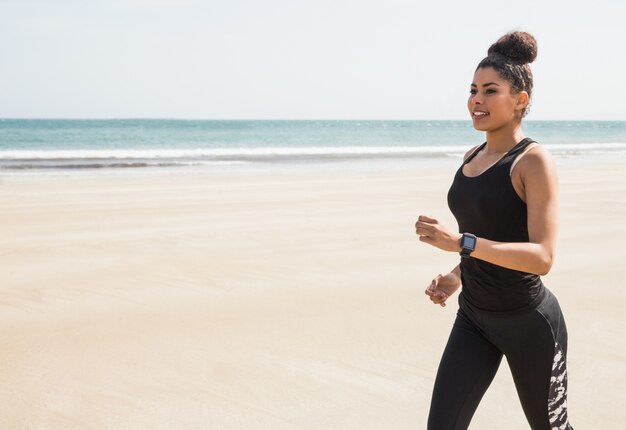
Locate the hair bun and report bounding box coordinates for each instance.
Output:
[487,31,537,64]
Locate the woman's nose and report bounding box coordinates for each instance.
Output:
[471,93,483,104]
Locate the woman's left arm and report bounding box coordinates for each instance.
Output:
[415,147,559,276]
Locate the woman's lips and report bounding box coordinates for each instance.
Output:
[473,111,490,120]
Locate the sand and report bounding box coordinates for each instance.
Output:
[1,161,625,429]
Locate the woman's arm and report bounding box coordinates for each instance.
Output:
[415,146,559,276]
[472,146,559,275]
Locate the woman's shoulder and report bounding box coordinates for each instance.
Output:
[520,140,553,164]
[513,140,557,178]
[463,143,485,162]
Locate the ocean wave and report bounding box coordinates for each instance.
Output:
[0,146,465,169]
[0,146,470,160]
[543,142,626,154]
[1,143,625,170]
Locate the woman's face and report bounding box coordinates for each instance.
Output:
[467,67,528,132]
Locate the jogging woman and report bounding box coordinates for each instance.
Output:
[415,31,574,430]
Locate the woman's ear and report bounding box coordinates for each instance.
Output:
[515,91,530,112]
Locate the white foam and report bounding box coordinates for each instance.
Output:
[0,146,471,160]
[1,143,625,168]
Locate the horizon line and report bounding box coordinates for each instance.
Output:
[1,117,625,122]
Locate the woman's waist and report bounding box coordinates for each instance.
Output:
[458,276,546,315]
[460,257,541,283]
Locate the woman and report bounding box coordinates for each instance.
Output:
[415,31,574,429]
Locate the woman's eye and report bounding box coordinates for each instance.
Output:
[469,88,496,95]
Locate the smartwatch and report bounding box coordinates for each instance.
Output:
[460,233,477,259]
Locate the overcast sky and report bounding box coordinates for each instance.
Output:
[1,0,624,120]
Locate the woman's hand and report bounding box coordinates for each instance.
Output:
[425,272,461,307]
[415,215,462,253]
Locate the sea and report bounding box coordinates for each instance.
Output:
[1,119,625,173]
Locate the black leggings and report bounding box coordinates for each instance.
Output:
[427,287,573,430]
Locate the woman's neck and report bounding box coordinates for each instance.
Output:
[485,124,526,154]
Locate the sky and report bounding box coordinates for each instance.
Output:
[1,0,625,120]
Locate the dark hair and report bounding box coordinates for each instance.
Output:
[476,31,537,118]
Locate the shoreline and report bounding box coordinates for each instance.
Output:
[1,150,625,181]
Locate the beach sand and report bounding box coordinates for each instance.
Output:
[1,161,624,429]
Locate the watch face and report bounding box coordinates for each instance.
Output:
[464,236,476,249]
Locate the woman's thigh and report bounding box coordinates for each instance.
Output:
[428,308,503,430]
[489,290,573,430]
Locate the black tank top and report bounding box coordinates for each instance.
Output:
[447,137,544,311]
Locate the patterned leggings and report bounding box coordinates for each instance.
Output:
[427,287,573,430]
